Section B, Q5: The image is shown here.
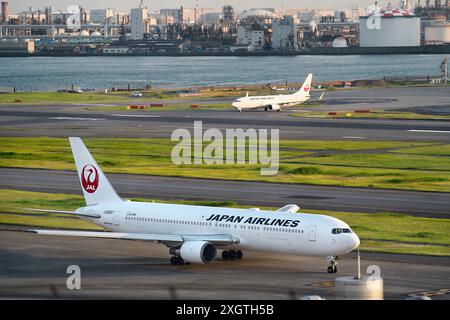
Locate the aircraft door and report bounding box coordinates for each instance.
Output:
[113,211,121,226]
[308,225,317,241]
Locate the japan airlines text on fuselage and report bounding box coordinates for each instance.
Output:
[232,74,313,112]
[30,137,359,273]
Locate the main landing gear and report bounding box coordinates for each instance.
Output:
[170,256,191,266]
[222,250,243,261]
[327,256,338,274]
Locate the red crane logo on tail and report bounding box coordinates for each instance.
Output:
[304,86,310,93]
[81,164,99,193]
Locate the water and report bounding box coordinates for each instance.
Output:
[0,54,449,92]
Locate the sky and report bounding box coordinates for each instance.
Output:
[9,1,383,14]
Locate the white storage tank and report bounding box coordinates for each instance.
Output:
[332,37,348,48]
[359,8,420,47]
[425,22,450,44]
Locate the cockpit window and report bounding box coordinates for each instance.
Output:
[332,228,351,234]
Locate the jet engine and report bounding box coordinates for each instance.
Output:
[171,241,217,263]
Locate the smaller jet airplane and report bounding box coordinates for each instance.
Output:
[232,73,316,112]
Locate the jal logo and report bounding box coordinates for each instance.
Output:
[304,86,310,93]
[81,164,99,193]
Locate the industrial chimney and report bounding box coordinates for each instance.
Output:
[1,1,8,23]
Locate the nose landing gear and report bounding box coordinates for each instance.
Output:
[327,256,338,273]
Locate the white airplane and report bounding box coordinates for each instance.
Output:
[29,137,359,273]
[232,74,315,112]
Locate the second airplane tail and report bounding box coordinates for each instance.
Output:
[293,73,313,97]
[69,137,123,206]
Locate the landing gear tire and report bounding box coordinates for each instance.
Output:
[326,256,338,273]
[170,256,185,266]
[236,250,243,259]
[170,256,178,265]
[327,265,337,273]
[222,250,230,260]
[264,107,268,112]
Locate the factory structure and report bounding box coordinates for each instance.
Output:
[359,8,421,47]
[0,1,449,56]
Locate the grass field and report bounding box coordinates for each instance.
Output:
[85,103,232,112]
[1,137,450,192]
[0,87,267,105]
[290,109,450,120]
[1,189,448,256]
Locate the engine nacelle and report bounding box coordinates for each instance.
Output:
[268,104,281,111]
[178,241,217,263]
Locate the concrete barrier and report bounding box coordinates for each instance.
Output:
[335,276,383,300]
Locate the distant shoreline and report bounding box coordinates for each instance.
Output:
[1,45,450,58]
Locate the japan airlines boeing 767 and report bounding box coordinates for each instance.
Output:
[29,137,359,273]
[232,74,314,112]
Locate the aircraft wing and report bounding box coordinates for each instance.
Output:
[25,208,101,219]
[31,229,239,246]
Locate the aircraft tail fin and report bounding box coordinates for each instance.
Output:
[69,137,123,206]
[293,73,313,96]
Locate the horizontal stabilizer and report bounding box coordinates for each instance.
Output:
[277,204,300,213]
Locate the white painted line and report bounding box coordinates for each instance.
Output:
[112,114,162,118]
[49,117,105,121]
[407,130,450,134]
[343,136,366,139]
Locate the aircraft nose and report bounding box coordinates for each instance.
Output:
[232,102,238,108]
[349,233,360,251]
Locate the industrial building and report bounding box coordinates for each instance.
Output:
[0,2,449,56]
[90,9,114,24]
[271,15,298,51]
[425,21,450,44]
[130,5,148,40]
[0,40,34,56]
[1,1,8,23]
[359,8,421,47]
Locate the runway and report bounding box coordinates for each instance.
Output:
[1,86,450,142]
[0,230,448,299]
[1,167,449,218]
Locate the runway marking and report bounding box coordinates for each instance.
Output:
[407,130,450,134]
[282,130,305,133]
[407,288,450,298]
[49,117,105,121]
[112,114,162,118]
[343,136,366,139]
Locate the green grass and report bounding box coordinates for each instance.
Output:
[393,145,450,157]
[1,189,449,256]
[85,103,232,112]
[0,87,268,105]
[292,153,450,171]
[0,92,146,104]
[290,109,450,120]
[1,137,449,191]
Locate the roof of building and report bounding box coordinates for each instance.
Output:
[363,7,416,18]
[240,9,277,19]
